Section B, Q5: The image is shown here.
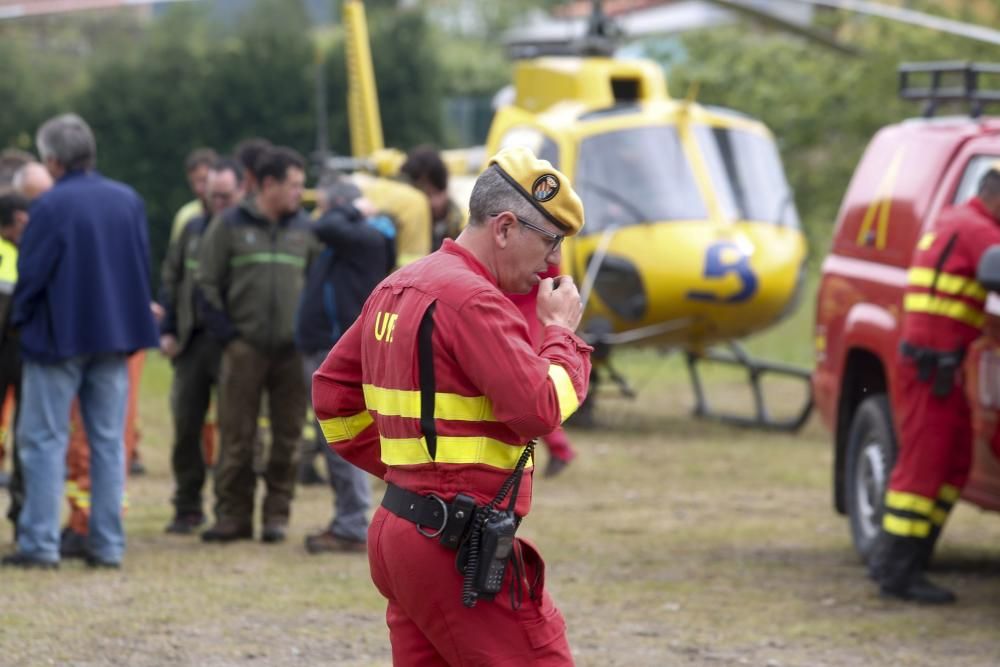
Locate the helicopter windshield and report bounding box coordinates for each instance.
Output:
[696,125,801,228]
[575,126,707,234]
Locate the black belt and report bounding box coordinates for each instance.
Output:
[381,483,477,550]
[899,341,965,396]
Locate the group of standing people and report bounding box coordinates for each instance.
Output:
[0,111,581,571]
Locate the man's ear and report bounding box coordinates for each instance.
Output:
[492,212,515,249]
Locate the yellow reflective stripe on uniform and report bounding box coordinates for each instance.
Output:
[230,252,306,268]
[903,293,985,328]
[916,232,936,251]
[362,384,497,421]
[883,514,931,538]
[931,508,949,526]
[0,239,18,289]
[65,481,129,510]
[907,267,986,300]
[884,490,934,516]
[319,410,374,443]
[380,436,532,470]
[65,481,90,509]
[938,484,960,503]
[547,364,579,421]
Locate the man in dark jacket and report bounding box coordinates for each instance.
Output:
[196,146,318,543]
[297,176,395,553]
[159,158,244,534]
[2,113,158,569]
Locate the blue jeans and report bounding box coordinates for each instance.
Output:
[16,354,129,563]
[304,351,370,542]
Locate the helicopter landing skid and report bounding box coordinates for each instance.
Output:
[684,342,813,433]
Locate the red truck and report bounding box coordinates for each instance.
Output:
[813,63,1000,559]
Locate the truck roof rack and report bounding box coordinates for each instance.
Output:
[898,61,1000,118]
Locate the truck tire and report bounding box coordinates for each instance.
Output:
[844,394,897,562]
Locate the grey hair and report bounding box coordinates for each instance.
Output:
[468,165,543,227]
[36,113,96,171]
[317,173,362,207]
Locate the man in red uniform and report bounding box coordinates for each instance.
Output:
[870,166,1000,603]
[314,146,591,665]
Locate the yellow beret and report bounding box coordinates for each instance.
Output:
[487,146,585,236]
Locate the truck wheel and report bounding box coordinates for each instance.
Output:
[844,395,897,562]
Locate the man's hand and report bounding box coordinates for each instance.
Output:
[150,302,165,323]
[160,334,179,359]
[537,275,583,331]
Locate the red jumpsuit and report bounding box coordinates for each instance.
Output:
[885,197,1000,539]
[507,264,577,466]
[314,240,591,666]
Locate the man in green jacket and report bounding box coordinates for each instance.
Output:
[196,146,318,543]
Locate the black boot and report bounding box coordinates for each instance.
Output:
[876,532,955,604]
[916,525,941,571]
[867,529,891,581]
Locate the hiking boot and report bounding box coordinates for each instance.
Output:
[60,527,88,559]
[165,513,206,535]
[304,530,366,554]
[1,552,58,570]
[261,522,287,544]
[201,519,253,543]
[880,572,956,604]
[84,552,121,570]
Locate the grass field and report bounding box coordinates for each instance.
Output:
[3,284,1000,666]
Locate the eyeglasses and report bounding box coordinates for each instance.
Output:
[492,212,564,253]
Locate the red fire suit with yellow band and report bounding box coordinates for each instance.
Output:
[885,196,1000,540]
[313,239,591,667]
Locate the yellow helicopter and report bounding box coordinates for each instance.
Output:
[334,0,1000,431]
[337,0,812,430]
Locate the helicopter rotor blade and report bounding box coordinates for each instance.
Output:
[707,0,859,55]
[790,0,1000,47]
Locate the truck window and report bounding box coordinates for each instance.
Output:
[575,125,707,234]
[953,155,1000,204]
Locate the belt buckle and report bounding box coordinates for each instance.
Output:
[415,494,448,538]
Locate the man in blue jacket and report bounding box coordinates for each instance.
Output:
[1,113,158,569]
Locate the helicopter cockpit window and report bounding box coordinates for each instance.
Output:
[698,126,800,228]
[575,126,707,234]
[953,155,1000,204]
